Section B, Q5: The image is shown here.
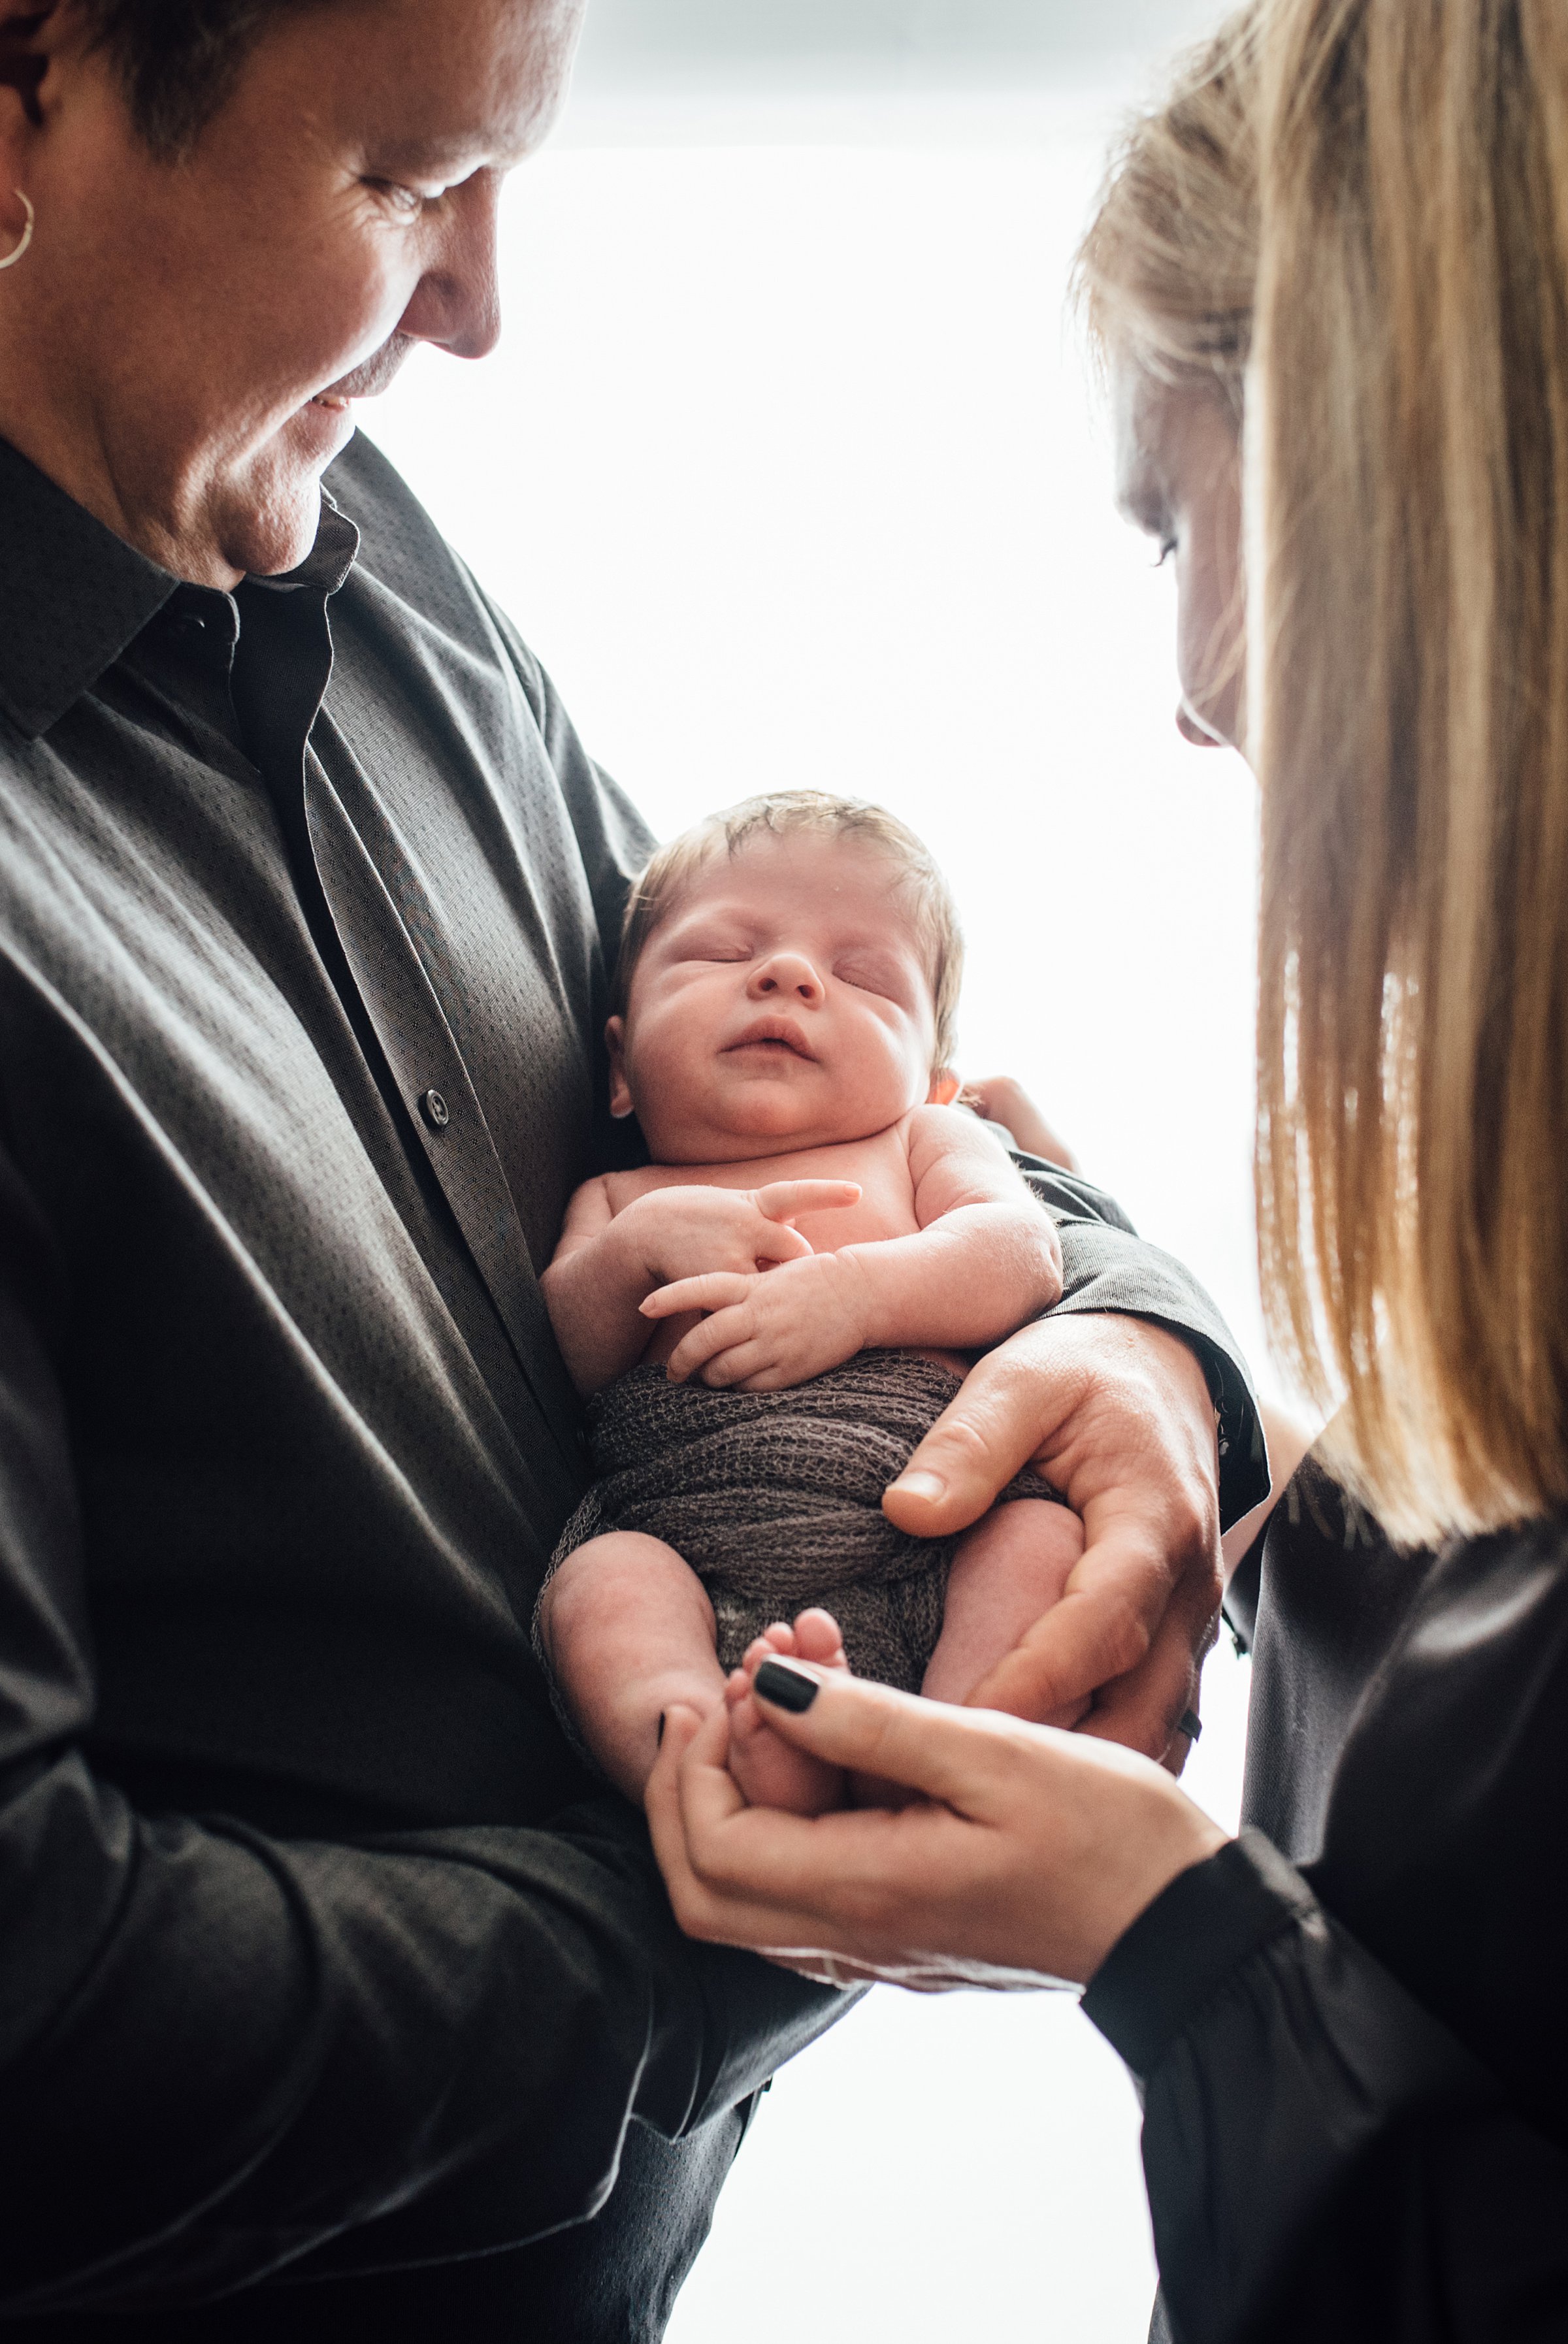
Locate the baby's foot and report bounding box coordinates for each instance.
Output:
[726,1610,849,1814]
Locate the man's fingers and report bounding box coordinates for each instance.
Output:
[753,1180,862,1225]
[642,1273,751,1321]
[964,1504,1170,1725]
[1077,1575,1218,1766]
[883,1329,1077,1537]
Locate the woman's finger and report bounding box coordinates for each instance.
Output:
[730,1663,1030,1814]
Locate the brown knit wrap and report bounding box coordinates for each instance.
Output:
[548,1350,1055,1693]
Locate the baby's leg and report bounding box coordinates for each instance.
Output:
[921,1499,1085,1712]
[538,1533,727,1802]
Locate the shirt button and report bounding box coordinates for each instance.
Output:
[420,1088,451,1131]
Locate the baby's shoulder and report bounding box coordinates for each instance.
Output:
[899,1101,1009,1162]
[598,1164,674,1214]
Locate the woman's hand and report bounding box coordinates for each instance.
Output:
[646,1670,1227,1988]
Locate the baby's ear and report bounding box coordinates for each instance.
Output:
[926,1068,961,1107]
[606,1017,636,1121]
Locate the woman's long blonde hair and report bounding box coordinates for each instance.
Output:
[1082,0,1568,1545]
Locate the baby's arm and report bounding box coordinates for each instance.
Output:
[645,1108,1062,1390]
[540,1174,860,1394]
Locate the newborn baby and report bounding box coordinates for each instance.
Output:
[538,790,1084,1813]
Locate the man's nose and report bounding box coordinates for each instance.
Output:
[396,172,504,362]
[748,952,824,1004]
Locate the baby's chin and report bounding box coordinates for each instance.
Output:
[638,1098,897,1163]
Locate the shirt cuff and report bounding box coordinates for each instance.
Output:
[1081,1830,1317,2080]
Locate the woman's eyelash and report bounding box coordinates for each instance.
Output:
[1153,537,1178,568]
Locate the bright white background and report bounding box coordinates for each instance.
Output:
[366,35,1267,2342]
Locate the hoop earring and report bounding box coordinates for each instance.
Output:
[0,192,34,272]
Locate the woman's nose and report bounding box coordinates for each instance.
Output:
[748,951,824,1003]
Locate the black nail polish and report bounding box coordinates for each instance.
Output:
[657,1712,666,1746]
[754,1661,819,1714]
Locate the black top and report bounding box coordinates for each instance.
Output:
[1086,1459,1568,2341]
[0,429,1265,2320]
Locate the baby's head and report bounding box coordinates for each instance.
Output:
[608,791,964,1165]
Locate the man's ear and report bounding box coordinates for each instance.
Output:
[606,1016,635,1120]
[926,1068,961,1107]
[0,3,71,135]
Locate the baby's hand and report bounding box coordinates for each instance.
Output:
[616,1179,860,1292]
[644,1250,873,1390]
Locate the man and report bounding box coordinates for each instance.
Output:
[0,0,1266,2332]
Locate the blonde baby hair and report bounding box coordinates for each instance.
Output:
[613,790,964,1075]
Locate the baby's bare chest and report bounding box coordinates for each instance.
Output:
[607,1133,919,1252]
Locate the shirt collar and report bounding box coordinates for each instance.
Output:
[0,436,361,743]
[0,436,176,741]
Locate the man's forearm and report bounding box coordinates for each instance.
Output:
[0,1762,838,2311]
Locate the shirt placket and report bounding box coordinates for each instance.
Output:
[230,550,585,1486]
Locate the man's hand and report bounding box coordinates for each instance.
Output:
[882,1314,1222,1764]
[644,1249,871,1390]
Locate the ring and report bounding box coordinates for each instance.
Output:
[1177,1708,1203,1743]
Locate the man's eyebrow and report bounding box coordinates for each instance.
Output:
[364,129,530,177]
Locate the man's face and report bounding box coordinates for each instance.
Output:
[1113,359,1247,756]
[0,0,583,583]
[609,836,946,1167]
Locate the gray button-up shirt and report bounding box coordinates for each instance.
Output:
[0,429,1263,2313]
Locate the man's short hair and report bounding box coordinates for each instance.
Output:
[76,0,335,157]
[613,789,964,1074]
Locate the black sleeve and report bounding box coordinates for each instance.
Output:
[1083,1834,1568,2343]
[1019,1160,1268,1532]
[0,1137,836,2315]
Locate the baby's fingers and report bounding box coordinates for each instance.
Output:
[753,1180,862,1227]
[664,1307,755,1382]
[642,1273,753,1321]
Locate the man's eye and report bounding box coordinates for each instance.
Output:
[369,180,434,219]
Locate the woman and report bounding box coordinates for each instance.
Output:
[648,3,1568,2334]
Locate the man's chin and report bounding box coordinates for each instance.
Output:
[219,420,357,581]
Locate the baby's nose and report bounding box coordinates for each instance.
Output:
[749,951,823,1002]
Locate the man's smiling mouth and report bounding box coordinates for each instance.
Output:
[724,1017,817,1061]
